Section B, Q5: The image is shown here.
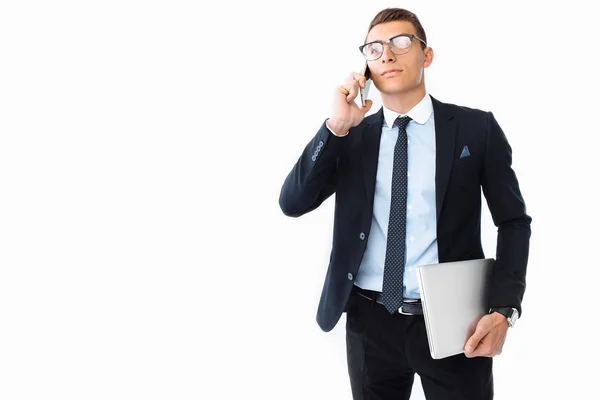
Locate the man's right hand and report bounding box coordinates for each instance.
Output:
[327,72,374,136]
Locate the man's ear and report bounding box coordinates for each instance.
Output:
[424,47,434,67]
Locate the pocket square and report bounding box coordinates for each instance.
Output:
[460,145,471,158]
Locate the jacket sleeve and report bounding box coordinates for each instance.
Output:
[279,120,346,217]
[481,111,532,317]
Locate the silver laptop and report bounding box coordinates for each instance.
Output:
[415,258,494,359]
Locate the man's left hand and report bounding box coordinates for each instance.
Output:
[464,312,508,358]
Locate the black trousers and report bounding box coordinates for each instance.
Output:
[345,286,493,400]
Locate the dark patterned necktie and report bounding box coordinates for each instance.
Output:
[381,116,412,313]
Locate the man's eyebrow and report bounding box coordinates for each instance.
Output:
[366,32,412,43]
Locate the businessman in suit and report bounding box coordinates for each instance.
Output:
[279,8,531,400]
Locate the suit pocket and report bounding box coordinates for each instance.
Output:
[450,154,481,188]
[453,153,475,167]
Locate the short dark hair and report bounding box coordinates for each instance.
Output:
[367,8,427,50]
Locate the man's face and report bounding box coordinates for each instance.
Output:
[364,20,433,96]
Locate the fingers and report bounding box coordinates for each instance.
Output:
[349,72,367,88]
[336,72,369,103]
[338,82,359,103]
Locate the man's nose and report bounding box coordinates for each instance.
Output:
[381,43,396,62]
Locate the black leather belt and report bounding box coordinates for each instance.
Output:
[353,285,423,315]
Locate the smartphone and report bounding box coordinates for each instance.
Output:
[359,62,372,107]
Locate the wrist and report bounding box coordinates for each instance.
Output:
[326,118,350,137]
[490,311,509,326]
[489,307,519,328]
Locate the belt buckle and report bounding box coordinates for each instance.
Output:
[398,301,419,315]
[398,306,414,316]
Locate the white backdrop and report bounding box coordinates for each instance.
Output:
[1,1,599,399]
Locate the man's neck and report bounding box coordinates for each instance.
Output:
[381,87,426,115]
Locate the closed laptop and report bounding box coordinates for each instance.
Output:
[415,258,494,359]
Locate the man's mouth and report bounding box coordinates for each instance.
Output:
[382,69,404,76]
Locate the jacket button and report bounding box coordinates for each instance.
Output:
[347,273,354,280]
[359,232,365,240]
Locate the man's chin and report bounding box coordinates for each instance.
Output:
[379,86,415,97]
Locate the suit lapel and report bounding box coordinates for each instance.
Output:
[361,108,384,209]
[430,95,457,221]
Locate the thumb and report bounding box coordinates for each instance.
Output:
[465,329,484,353]
[360,99,373,114]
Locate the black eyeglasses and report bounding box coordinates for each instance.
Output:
[359,33,427,61]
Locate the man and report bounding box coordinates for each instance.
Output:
[279,7,531,400]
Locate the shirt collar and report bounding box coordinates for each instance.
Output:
[383,92,433,129]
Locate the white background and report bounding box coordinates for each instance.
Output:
[1,1,599,399]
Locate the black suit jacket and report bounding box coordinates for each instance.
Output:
[279,95,532,332]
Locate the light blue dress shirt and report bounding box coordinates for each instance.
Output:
[355,93,438,299]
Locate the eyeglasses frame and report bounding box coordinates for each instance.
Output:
[359,33,428,60]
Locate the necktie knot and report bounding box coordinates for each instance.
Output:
[394,116,412,133]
